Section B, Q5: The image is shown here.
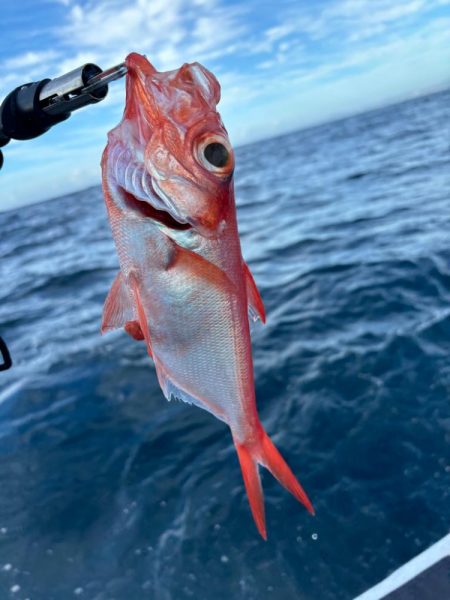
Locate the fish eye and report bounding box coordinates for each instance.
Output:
[196,135,233,176]
[203,142,229,168]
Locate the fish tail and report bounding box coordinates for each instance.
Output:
[234,441,267,539]
[234,426,314,540]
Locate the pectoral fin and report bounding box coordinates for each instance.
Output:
[124,320,145,341]
[168,243,237,294]
[244,262,266,324]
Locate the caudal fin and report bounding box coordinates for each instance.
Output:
[234,427,314,540]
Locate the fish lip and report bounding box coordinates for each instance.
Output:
[149,176,190,225]
[145,160,195,227]
[146,166,219,238]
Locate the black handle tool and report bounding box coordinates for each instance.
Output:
[0,61,127,170]
[0,337,12,372]
[0,61,127,372]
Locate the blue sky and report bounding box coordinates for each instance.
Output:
[1,0,449,210]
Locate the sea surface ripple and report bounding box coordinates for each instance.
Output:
[0,89,449,599]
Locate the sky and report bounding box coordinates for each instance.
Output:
[0,0,449,211]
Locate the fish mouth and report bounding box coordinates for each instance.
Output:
[120,172,192,231]
[122,189,191,230]
[111,147,192,230]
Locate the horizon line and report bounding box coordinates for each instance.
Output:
[1,84,448,216]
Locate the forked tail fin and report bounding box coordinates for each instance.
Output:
[234,427,314,540]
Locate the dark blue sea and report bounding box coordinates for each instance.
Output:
[0,89,449,600]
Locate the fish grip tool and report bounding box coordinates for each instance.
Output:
[0,62,127,170]
[0,62,127,371]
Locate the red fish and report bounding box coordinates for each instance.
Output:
[101,52,313,539]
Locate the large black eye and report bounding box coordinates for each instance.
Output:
[203,142,229,168]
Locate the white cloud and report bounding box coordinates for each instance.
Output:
[265,23,296,43]
[0,73,22,99]
[271,0,443,44]
[218,9,450,147]
[55,0,248,72]
[1,0,449,210]
[329,0,425,20]
[1,50,59,71]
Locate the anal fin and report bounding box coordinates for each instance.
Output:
[155,361,226,421]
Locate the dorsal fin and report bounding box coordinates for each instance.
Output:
[243,262,266,324]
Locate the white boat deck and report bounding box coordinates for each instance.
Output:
[354,533,450,600]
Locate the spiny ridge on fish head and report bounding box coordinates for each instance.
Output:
[105,52,236,239]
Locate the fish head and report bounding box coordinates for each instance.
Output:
[106,52,235,239]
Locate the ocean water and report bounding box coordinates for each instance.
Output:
[0,89,449,600]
